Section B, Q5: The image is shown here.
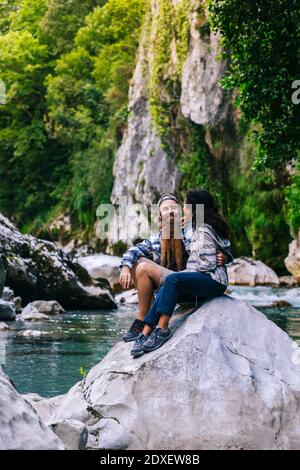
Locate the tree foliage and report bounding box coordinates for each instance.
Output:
[0,0,146,233]
[208,0,300,170]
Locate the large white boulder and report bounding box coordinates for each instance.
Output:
[78,254,122,292]
[228,257,280,286]
[28,295,300,450]
[0,367,64,450]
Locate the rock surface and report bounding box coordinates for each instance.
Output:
[1,286,14,302]
[115,288,138,305]
[285,230,300,283]
[51,419,88,450]
[28,295,300,450]
[0,322,9,331]
[228,257,280,286]
[180,4,229,125]
[25,300,64,315]
[279,275,299,287]
[0,366,64,450]
[20,300,65,321]
[78,254,122,292]
[20,307,50,322]
[0,299,16,321]
[0,213,116,309]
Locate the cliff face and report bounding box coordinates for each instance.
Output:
[108,0,293,277]
[180,4,228,125]
[110,0,234,243]
[111,3,181,208]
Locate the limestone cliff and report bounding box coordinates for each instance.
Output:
[111,0,235,244]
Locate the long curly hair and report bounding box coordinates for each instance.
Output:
[158,210,187,271]
[185,188,231,239]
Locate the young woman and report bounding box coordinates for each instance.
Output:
[131,188,233,358]
[119,194,232,342]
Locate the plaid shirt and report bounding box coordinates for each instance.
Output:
[120,223,233,286]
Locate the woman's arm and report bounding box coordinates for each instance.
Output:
[187,228,217,272]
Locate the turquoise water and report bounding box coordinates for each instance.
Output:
[1,285,300,398]
[2,306,136,397]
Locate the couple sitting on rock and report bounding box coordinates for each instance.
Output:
[119,188,233,358]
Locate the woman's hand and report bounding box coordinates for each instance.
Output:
[119,266,133,289]
[216,251,229,266]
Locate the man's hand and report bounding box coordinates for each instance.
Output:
[216,251,229,266]
[119,266,133,289]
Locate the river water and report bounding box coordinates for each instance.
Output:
[2,285,300,398]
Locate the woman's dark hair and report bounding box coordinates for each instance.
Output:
[185,188,231,239]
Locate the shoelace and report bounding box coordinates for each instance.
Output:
[151,328,162,339]
[136,334,147,345]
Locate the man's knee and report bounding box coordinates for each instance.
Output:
[135,261,151,276]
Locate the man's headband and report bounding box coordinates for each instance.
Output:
[157,194,179,209]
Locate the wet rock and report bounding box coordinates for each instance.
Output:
[0,299,16,321]
[0,213,116,310]
[279,276,298,287]
[1,287,14,302]
[20,304,51,322]
[24,300,65,316]
[271,300,292,308]
[228,257,280,286]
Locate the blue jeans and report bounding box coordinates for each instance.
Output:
[144,271,227,327]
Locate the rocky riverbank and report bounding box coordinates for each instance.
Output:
[0,213,116,311]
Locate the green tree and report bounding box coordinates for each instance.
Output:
[0,0,108,230]
[208,0,300,170]
[46,0,146,229]
[40,0,104,56]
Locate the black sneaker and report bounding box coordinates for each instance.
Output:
[131,333,149,358]
[123,319,145,342]
[142,327,172,353]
